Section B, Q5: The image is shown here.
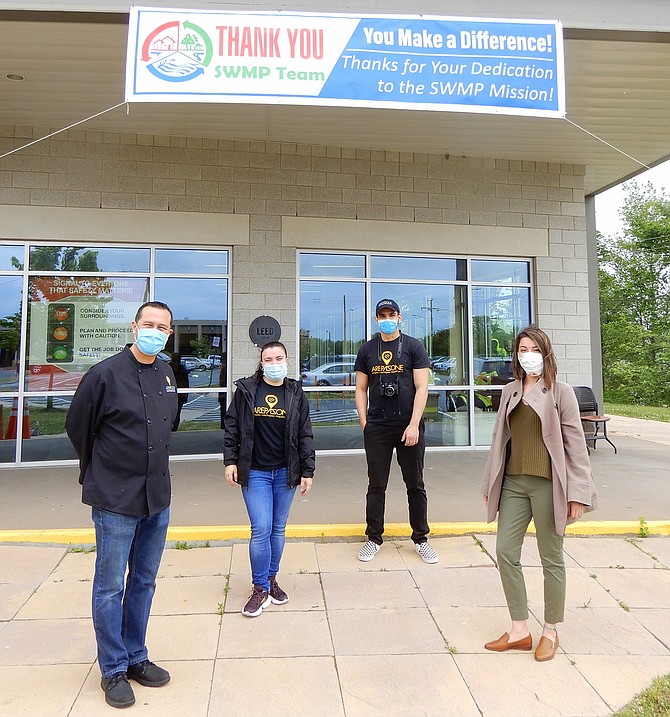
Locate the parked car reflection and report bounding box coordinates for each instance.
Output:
[474,357,513,381]
[431,356,457,372]
[301,362,357,386]
[473,357,514,410]
[180,355,210,372]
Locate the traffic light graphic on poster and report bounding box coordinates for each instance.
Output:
[46,303,75,363]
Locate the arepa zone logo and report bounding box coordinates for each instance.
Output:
[141,20,213,82]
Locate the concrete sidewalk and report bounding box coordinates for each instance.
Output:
[2,535,670,716]
[1,415,670,716]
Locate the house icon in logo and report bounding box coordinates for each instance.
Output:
[141,20,212,82]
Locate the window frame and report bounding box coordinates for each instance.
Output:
[0,240,231,466]
[297,249,534,452]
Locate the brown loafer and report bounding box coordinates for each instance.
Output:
[534,633,559,662]
[484,632,533,652]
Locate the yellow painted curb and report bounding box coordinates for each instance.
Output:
[565,520,670,536]
[0,528,96,545]
[1,520,668,545]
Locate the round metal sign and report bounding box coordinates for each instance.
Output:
[249,315,281,346]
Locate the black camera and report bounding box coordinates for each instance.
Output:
[380,377,399,397]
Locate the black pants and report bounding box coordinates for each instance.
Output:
[363,421,429,545]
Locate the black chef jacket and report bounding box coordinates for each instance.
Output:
[66,345,178,517]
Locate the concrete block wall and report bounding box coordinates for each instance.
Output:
[0,124,591,385]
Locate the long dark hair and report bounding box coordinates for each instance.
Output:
[510,325,557,389]
[254,341,288,379]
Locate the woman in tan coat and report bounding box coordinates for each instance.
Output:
[481,326,597,661]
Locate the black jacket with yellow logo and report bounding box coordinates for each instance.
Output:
[224,374,315,487]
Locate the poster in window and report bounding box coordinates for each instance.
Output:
[27,276,149,391]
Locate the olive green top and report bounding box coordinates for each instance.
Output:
[506,400,552,479]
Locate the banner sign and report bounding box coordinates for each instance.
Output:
[126,8,565,117]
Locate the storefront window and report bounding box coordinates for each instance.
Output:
[471,259,531,446]
[170,390,227,458]
[300,253,365,278]
[426,389,470,447]
[25,276,149,392]
[0,397,17,463]
[28,245,150,272]
[155,276,228,455]
[371,255,466,281]
[299,251,532,450]
[0,276,22,394]
[300,280,365,378]
[371,283,468,385]
[0,248,24,458]
[305,390,362,450]
[0,244,25,271]
[472,286,530,368]
[21,395,77,463]
[0,242,230,465]
[471,259,529,283]
[155,248,229,274]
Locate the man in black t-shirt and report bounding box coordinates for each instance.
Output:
[354,299,438,564]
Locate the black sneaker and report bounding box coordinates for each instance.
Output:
[127,660,170,687]
[269,575,289,605]
[101,672,135,709]
[242,585,271,617]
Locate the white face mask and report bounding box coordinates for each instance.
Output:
[518,351,544,375]
[263,362,288,382]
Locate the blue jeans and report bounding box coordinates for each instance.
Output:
[92,507,169,677]
[242,468,296,591]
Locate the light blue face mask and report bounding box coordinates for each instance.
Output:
[263,362,288,382]
[378,319,398,335]
[135,328,168,356]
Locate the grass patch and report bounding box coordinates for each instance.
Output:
[613,674,670,717]
[604,403,670,422]
[177,420,222,432]
[21,407,69,436]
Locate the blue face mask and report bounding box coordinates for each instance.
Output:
[135,328,168,356]
[378,319,398,335]
[263,362,288,382]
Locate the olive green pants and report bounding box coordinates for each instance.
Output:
[496,474,566,624]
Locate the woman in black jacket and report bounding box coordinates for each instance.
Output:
[224,341,315,617]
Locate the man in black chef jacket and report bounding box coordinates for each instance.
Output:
[66,301,178,709]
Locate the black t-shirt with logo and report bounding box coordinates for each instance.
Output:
[251,380,286,470]
[354,333,430,426]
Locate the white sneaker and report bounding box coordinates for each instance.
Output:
[415,542,438,564]
[358,540,381,562]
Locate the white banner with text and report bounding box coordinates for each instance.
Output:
[126,8,565,117]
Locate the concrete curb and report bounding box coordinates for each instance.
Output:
[1,520,669,545]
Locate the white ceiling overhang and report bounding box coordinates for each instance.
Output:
[1,6,670,195]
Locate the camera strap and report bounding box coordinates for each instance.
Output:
[377,332,403,364]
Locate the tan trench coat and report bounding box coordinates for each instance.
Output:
[481,378,597,535]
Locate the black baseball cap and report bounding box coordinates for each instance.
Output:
[375,299,401,316]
